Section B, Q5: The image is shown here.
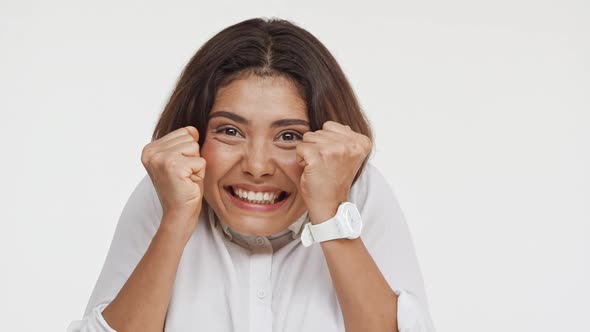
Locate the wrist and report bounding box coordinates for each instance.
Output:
[159,213,199,242]
[308,201,341,225]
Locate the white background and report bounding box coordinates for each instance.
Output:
[1,1,588,331]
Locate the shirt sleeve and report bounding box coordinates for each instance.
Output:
[67,174,163,332]
[395,290,436,332]
[350,163,436,332]
[66,303,117,332]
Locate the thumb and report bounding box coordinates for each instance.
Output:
[185,125,200,143]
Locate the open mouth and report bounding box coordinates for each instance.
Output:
[224,186,290,205]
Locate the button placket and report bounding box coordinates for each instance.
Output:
[249,239,273,332]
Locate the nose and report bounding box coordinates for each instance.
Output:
[241,139,276,179]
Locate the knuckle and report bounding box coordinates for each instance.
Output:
[141,148,155,165]
[354,144,364,156]
[364,136,373,150]
[141,144,152,157]
[140,152,149,165]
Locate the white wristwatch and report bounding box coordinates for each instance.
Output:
[301,202,363,247]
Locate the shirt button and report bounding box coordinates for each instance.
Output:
[255,237,264,245]
[257,289,266,299]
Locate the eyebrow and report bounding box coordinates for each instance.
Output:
[208,111,310,128]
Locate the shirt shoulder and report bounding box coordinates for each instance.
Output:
[349,161,390,208]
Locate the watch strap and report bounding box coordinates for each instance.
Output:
[301,203,357,247]
[310,214,347,241]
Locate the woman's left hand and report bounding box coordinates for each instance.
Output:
[296,121,372,224]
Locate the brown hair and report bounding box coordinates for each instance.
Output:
[152,17,373,184]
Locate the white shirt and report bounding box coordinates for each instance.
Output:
[67,162,436,332]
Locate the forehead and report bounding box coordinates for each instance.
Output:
[210,74,308,122]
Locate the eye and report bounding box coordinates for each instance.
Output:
[214,126,243,138]
[277,130,303,142]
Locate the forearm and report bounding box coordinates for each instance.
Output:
[310,208,398,332]
[321,238,398,331]
[101,213,192,332]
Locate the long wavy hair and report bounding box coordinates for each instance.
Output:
[152,17,373,185]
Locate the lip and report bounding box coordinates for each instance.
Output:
[224,187,290,212]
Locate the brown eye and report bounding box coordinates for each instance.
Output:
[215,126,243,138]
[278,131,303,142]
[224,128,238,136]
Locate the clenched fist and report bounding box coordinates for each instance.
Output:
[141,126,206,235]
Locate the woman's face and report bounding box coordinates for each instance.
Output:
[201,74,311,236]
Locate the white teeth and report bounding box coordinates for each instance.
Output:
[231,186,283,204]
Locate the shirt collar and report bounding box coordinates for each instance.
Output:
[207,204,309,241]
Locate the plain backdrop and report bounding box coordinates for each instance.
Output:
[1,1,588,331]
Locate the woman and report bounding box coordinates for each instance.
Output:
[68,17,435,332]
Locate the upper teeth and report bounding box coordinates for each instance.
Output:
[231,187,282,203]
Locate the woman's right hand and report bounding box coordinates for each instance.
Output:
[141,126,206,236]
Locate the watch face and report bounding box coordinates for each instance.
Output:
[342,203,362,236]
[342,210,354,233]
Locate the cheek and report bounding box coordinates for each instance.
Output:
[201,139,241,189]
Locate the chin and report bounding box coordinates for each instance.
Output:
[222,213,288,236]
